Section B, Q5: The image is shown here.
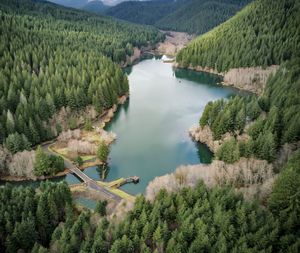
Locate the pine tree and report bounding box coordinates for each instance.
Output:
[95,200,108,216]
[34,146,51,176]
[97,141,110,163]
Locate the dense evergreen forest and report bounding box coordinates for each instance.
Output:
[0,0,299,252]
[0,182,73,252]
[106,0,250,35]
[200,59,300,163]
[1,150,299,253]
[176,0,300,71]
[0,0,163,153]
[105,0,180,25]
[181,0,300,164]
[156,0,250,35]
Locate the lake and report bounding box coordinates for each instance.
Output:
[66,57,241,194]
[2,57,243,197]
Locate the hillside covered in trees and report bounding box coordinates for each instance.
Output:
[176,0,300,71]
[156,0,250,35]
[106,0,250,35]
[0,0,163,153]
[0,0,299,252]
[81,0,109,14]
[182,0,300,166]
[105,0,181,26]
[199,59,300,164]
[1,153,299,253]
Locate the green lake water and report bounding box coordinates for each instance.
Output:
[2,57,243,198]
[69,58,242,194]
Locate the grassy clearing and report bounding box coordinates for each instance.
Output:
[110,188,135,201]
[70,184,86,192]
[81,130,102,144]
[81,155,96,161]
[107,178,126,188]
[55,147,69,157]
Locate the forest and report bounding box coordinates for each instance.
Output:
[186,0,300,165]
[106,0,250,35]
[206,59,300,164]
[176,0,300,71]
[0,0,299,252]
[1,150,299,253]
[0,0,163,153]
[156,0,250,35]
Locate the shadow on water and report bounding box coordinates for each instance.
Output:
[174,67,250,98]
[75,197,97,210]
[96,164,110,181]
[123,54,157,75]
[195,142,213,164]
[174,68,222,86]
[105,102,125,131]
[124,66,133,75]
[123,97,130,113]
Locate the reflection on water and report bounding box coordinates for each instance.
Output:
[97,164,110,180]
[75,197,97,210]
[174,68,222,85]
[196,142,213,164]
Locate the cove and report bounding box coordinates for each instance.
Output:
[67,57,242,194]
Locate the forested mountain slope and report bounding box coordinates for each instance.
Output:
[197,59,300,164]
[48,0,89,9]
[2,157,300,253]
[82,0,109,14]
[185,0,300,178]
[106,0,250,35]
[105,0,180,26]
[176,0,300,71]
[0,0,163,152]
[48,0,110,14]
[156,0,250,34]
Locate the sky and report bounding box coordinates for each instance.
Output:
[48,0,132,7]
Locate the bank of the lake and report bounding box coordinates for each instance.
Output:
[0,95,128,183]
[174,63,279,94]
[1,57,245,198]
[89,57,243,194]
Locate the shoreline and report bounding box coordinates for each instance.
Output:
[173,63,279,95]
[0,94,129,183]
[1,30,268,184]
[121,30,194,68]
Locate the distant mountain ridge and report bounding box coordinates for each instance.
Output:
[49,0,89,9]
[48,0,110,13]
[105,0,181,25]
[105,0,251,34]
[82,0,109,13]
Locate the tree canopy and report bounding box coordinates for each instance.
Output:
[106,0,250,35]
[176,0,300,71]
[1,177,299,252]
[0,0,163,152]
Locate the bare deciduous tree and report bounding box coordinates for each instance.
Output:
[8,150,36,177]
[68,140,97,155]
[146,158,274,202]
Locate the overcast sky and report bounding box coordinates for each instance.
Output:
[48,0,135,7]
